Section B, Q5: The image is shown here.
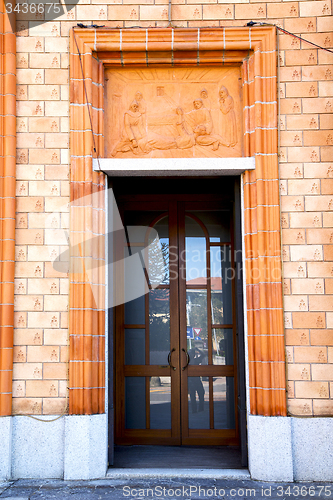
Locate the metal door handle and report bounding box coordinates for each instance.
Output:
[168,348,176,371]
[182,348,190,371]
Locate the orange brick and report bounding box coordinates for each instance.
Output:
[29,85,61,101]
[42,398,67,415]
[305,195,333,212]
[286,115,319,131]
[26,380,59,398]
[289,245,323,262]
[284,295,308,312]
[12,362,43,380]
[308,262,333,278]
[281,195,304,212]
[44,329,68,345]
[285,329,309,346]
[284,18,317,34]
[309,295,333,311]
[324,246,333,261]
[307,229,333,244]
[311,330,333,346]
[322,147,333,162]
[17,101,44,117]
[285,50,318,67]
[279,164,303,179]
[13,346,27,363]
[303,98,333,114]
[289,212,322,228]
[288,398,313,416]
[292,313,326,330]
[203,5,235,19]
[27,312,60,329]
[16,165,44,181]
[30,53,61,69]
[304,163,333,179]
[280,131,303,147]
[301,33,333,50]
[312,364,333,381]
[291,278,324,295]
[321,115,333,130]
[302,65,333,82]
[280,99,302,114]
[313,400,333,416]
[27,345,60,363]
[295,381,329,399]
[329,348,333,362]
[283,262,307,278]
[45,69,68,85]
[294,346,327,363]
[288,179,320,195]
[13,328,43,346]
[43,363,67,379]
[12,398,42,415]
[29,149,61,165]
[282,229,306,245]
[304,131,333,146]
[323,212,333,227]
[287,363,311,380]
[15,229,44,246]
[234,3,266,18]
[286,82,318,98]
[17,133,44,149]
[299,0,331,17]
[288,147,320,163]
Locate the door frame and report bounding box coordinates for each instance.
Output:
[109,180,247,460]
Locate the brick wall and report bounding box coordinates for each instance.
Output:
[14,0,333,415]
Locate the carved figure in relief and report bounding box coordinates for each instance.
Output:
[219,86,237,147]
[185,99,227,150]
[111,100,146,156]
[200,88,211,110]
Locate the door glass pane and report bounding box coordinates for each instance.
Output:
[210,245,233,325]
[185,216,207,285]
[189,211,230,243]
[150,376,171,429]
[186,290,208,364]
[212,328,233,365]
[149,288,170,365]
[188,377,209,429]
[147,216,169,286]
[125,377,146,429]
[213,377,235,429]
[125,329,145,365]
[124,246,146,325]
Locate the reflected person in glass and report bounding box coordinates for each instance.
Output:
[188,348,205,413]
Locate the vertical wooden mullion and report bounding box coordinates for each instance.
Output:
[209,376,214,430]
[230,207,238,436]
[176,201,186,443]
[145,240,150,430]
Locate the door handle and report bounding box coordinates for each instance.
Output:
[168,348,176,371]
[182,348,190,371]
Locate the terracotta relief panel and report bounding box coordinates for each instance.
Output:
[104,67,242,159]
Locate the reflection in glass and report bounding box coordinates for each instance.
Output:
[150,377,171,429]
[212,329,233,365]
[149,289,170,365]
[147,216,169,286]
[125,377,146,429]
[124,246,146,325]
[213,377,235,429]
[186,290,208,364]
[125,329,145,365]
[185,216,207,285]
[188,377,209,429]
[210,246,233,325]
[188,211,230,243]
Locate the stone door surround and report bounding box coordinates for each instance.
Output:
[0,25,286,418]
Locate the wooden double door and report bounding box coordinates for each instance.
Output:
[114,194,239,446]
